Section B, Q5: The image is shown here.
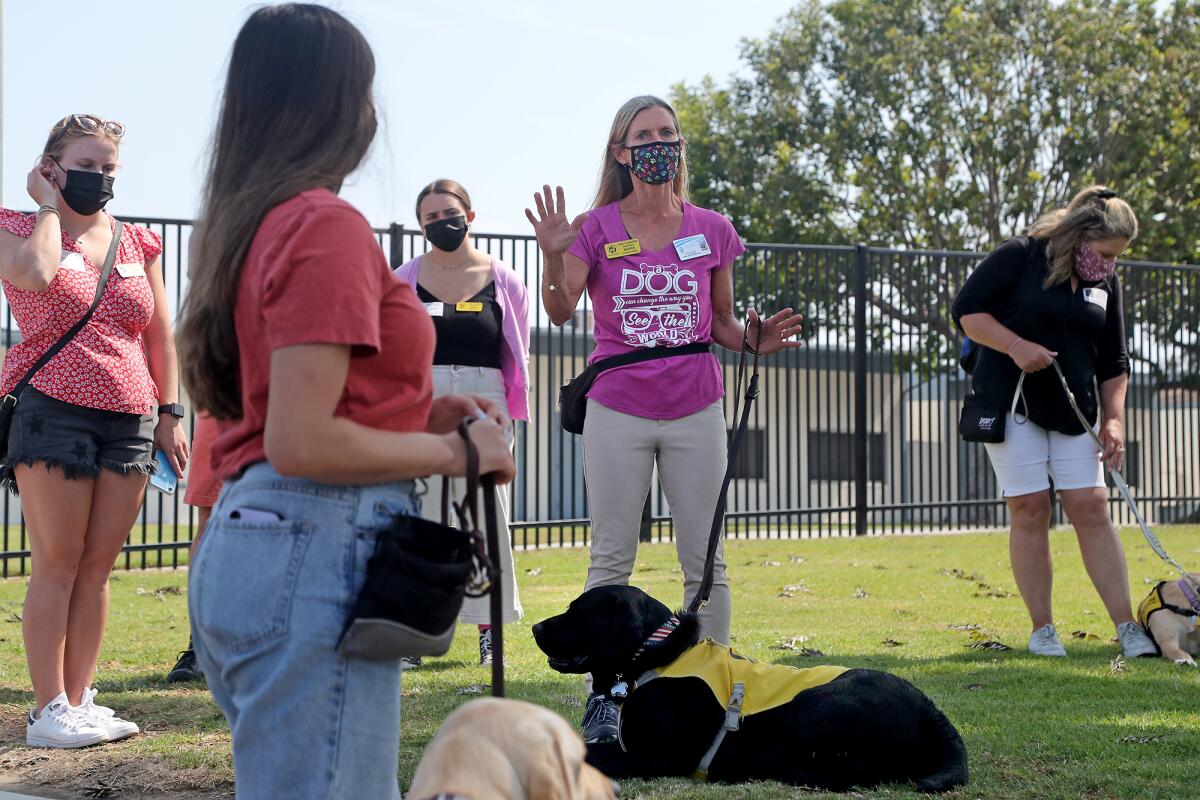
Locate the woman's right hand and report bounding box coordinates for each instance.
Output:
[1009,338,1057,373]
[524,185,588,256]
[443,419,516,484]
[27,161,58,209]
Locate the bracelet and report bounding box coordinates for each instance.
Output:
[36,204,60,219]
[1006,337,1023,356]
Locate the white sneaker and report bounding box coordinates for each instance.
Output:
[1029,624,1068,657]
[26,692,108,749]
[1117,622,1158,658]
[76,687,139,742]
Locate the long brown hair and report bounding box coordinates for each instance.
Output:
[592,95,690,209]
[177,3,377,418]
[1027,185,1138,289]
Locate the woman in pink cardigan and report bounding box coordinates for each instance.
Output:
[394,179,529,667]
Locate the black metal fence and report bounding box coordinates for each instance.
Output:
[1,216,1196,575]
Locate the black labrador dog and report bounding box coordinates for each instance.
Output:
[532,585,968,793]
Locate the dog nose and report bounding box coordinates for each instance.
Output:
[531,621,543,638]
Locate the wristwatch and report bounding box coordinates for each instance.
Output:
[158,403,185,419]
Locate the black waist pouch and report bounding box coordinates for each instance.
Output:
[336,422,495,661]
[559,342,711,434]
[959,373,1025,444]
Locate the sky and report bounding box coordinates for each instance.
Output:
[0,0,796,236]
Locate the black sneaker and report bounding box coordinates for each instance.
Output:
[399,656,423,670]
[479,629,494,666]
[580,693,619,744]
[167,649,205,683]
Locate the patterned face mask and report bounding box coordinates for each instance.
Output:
[626,140,681,185]
[1075,240,1117,281]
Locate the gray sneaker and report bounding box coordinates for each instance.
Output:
[1117,621,1158,658]
[1029,624,1068,657]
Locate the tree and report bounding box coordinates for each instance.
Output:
[673,0,1199,376]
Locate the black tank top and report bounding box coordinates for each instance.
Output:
[416,281,504,368]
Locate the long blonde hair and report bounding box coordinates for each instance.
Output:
[592,95,690,209]
[1027,185,1138,288]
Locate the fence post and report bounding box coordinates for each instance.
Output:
[854,243,868,536]
[388,223,403,270]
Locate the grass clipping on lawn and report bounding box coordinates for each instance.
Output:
[1,526,1198,800]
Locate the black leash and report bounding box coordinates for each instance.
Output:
[689,321,763,614]
[480,474,505,697]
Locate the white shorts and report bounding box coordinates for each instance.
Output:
[983,413,1105,497]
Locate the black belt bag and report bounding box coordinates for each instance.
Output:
[336,420,497,661]
[959,373,1026,443]
[559,342,711,434]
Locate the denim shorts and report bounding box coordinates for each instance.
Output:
[0,387,155,492]
[189,461,419,800]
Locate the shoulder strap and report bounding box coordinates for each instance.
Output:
[592,342,711,374]
[5,220,124,399]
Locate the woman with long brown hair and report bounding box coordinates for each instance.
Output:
[0,114,188,748]
[176,5,513,797]
[525,95,803,743]
[953,185,1157,660]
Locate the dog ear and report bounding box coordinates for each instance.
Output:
[526,725,580,800]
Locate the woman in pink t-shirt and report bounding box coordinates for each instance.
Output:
[526,95,802,743]
[0,115,190,748]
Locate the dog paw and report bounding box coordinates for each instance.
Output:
[1173,657,1197,667]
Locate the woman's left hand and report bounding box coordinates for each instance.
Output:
[427,394,511,435]
[1099,419,1124,471]
[154,417,190,477]
[748,308,804,354]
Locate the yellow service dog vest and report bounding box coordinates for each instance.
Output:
[622,639,848,778]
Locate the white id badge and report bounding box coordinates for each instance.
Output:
[115,263,147,279]
[60,251,86,271]
[423,301,444,317]
[673,233,711,261]
[1082,287,1108,311]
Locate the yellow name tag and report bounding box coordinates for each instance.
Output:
[605,239,641,259]
[455,301,484,312]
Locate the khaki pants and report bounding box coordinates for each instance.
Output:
[582,398,730,644]
[421,365,522,625]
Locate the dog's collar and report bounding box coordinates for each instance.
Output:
[631,616,680,660]
[1179,579,1200,615]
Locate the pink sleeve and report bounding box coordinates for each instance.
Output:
[567,213,601,270]
[716,215,745,269]
[132,224,163,262]
[0,208,34,237]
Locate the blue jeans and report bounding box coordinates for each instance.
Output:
[189,462,418,800]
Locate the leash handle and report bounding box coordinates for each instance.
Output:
[1048,359,1187,577]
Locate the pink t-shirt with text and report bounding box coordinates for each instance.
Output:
[568,201,745,420]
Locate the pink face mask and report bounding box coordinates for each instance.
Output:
[1074,241,1117,281]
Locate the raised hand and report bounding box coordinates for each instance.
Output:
[27,159,58,208]
[524,185,588,257]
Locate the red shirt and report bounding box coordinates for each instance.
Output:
[211,190,435,479]
[0,209,162,413]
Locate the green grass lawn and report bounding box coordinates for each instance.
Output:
[1,526,1197,799]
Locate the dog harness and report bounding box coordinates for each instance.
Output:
[1137,580,1200,631]
[619,638,848,779]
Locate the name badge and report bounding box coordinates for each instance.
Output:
[455,301,484,313]
[673,233,711,261]
[115,263,146,279]
[423,301,444,317]
[605,239,641,259]
[1082,287,1108,311]
[60,251,86,271]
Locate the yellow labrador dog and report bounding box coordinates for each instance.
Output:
[408,698,618,800]
[1137,574,1200,666]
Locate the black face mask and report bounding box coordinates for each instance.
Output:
[425,215,468,252]
[54,162,115,216]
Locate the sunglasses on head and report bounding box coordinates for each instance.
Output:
[51,114,126,139]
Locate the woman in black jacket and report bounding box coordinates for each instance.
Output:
[952,185,1157,659]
